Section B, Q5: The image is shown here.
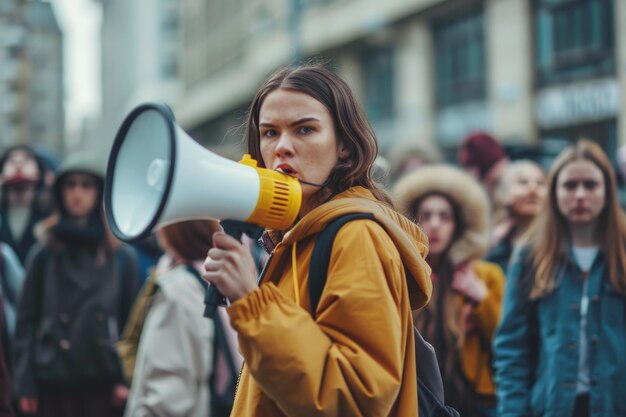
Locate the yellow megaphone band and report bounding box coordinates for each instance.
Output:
[240,154,302,230]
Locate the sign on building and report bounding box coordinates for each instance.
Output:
[536,79,620,129]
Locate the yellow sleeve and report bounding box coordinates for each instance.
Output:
[471,262,506,342]
[228,221,411,417]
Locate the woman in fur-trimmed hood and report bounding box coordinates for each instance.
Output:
[394,164,505,417]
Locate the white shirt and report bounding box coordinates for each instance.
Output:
[572,245,598,394]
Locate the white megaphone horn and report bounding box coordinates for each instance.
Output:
[104,103,302,317]
[104,102,302,244]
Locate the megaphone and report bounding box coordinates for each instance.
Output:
[104,102,302,315]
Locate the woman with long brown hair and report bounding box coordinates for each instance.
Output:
[494,140,626,417]
[201,64,432,417]
[393,164,505,417]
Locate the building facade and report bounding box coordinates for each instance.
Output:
[0,0,64,156]
[96,0,182,157]
[170,0,625,165]
[0,0,29,149]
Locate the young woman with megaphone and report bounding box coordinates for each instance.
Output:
[202,64,432,417]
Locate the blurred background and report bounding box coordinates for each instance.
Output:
[0,0,624,168]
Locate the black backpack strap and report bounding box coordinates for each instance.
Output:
[308,213,376,319]
[186,264,208,291]
[185,264,237,417]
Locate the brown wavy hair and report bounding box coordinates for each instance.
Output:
[525,140,626,299]
[160,220,221,262]
[245,64,392,206]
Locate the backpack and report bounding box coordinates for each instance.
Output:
[308,213,460,417]
[188,266,238,417]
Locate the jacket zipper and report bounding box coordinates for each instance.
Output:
[231,249,276,405]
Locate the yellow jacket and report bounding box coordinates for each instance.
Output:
[226,186,432,417]
[461,261,505,397]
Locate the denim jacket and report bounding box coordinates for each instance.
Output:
[494,247,626,417]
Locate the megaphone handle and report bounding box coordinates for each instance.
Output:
[203,220,263,318]
[203,283,224,318]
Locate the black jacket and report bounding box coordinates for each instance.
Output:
[12,243,139,396]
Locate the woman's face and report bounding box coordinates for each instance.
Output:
[416,195,456,256]
[556,159,606,226]
[258,88,348,214]
[2,149,40,182]
[62,173,99,218]
[507,165,546,218]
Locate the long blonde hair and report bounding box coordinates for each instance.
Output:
[525,140,626,299]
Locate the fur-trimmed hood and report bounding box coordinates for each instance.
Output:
[393,164,491,266]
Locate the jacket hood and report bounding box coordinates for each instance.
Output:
[55,151,106,183]
[279,186,432,310]
[393,164,491,267]
[53,151,106,212]
[52,152,105,224]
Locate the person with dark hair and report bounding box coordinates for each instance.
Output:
[494,140,626,417]
[124,220,231,417]
[457,131,509,201]
[0,145,51,265]
[393,164,504,417]
[202,64,432,417]
[12,151,140,417]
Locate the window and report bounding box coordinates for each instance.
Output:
[362,46,395,122]
[540,120,617,166]
[159,0,180,79]
[434,9,486,108]
[535,0,614,86]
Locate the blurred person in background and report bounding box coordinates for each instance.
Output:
[0,289,15,417]
[371,155,392,189]
[457,131,509,202]
[12,151,140,417]
[0,243,24,354]
[394,164,505,417]
[202,64,432,417]
[0,146,51,265]
[124,219,228,417]
[488,160,547,272]
[494,140,626,417]
[387,141,441,185]
[127,233,162,285]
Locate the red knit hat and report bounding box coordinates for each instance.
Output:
[457,131,506,179]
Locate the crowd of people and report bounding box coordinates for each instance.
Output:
[0,63,625,417]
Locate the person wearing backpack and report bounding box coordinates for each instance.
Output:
[202,64,432,417]
[12,151,140,417]
[494,140,626,417]
[124,219,240,417]
[393,164,505,417]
